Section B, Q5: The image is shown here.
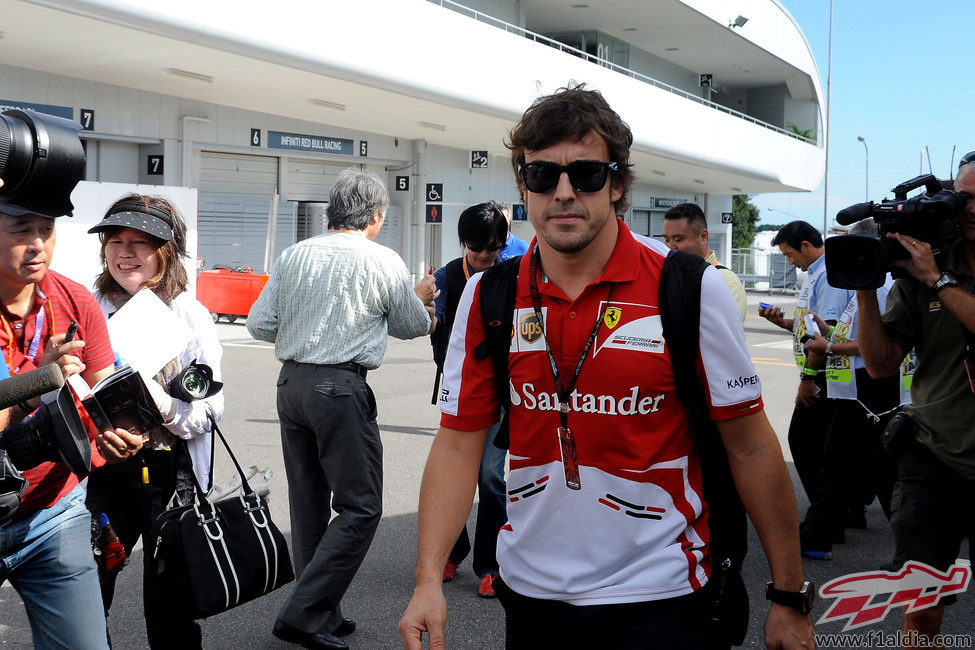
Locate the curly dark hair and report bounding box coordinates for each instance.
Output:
[506,83,634,214]
[94,194,189,306]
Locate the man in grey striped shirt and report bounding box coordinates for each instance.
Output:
[249,169,436,650]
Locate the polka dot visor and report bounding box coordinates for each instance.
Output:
[87,209,174,241]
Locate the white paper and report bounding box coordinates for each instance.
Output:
[106,288,192,380]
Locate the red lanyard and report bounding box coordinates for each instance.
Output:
[527,247,615,490]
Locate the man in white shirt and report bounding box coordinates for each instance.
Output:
[249,169,436,650]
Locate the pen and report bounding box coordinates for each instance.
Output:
[64,321,79,343]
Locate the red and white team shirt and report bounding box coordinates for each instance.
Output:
[440,220,763,605]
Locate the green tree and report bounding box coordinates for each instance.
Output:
[786,122,817,143]
[731,195,759,249]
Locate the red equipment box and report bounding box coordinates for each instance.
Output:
[196,267,269,323]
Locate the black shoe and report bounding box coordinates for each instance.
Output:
[799,530,832,559]
[332,618,356,638]
[845,507,867,530]
[272,619,349,649]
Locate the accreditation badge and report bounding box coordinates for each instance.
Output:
[793,306,809,368]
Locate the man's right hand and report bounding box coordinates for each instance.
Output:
[759,305,789,329]
[398,582,447,650]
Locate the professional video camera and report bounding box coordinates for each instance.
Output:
[0,367,91,522]
[0,108,86,217]
[825,174,968,290]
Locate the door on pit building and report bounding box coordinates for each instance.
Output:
[198,152,287,270]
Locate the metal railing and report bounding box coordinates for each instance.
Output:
[730,248,799,293]
[429,0,818,145]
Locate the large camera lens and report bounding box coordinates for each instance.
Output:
[180,369,207,399]
[168,362,222,402]
[825,235,887,290]
[0,110,86,218]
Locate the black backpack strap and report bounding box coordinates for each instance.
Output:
[660,250,750,647]
[430,259,468,405]
[473,255,521,450]
[659,250,709,411]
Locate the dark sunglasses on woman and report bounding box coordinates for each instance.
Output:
[467,242,504,253]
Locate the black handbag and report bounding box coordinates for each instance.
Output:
[153,415,294,619]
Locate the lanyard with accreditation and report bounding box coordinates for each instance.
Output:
[527,247,616,491]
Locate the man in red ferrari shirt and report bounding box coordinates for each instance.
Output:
[0,198,144,649]
[400,85,815,649]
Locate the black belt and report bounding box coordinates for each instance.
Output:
[330,361,368,378]
[286,359,368,379]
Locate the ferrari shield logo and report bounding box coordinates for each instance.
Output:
[603,307,622,329]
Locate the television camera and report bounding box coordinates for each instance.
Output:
[825,174,968,290]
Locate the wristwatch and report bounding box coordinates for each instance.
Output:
[930,271,959,293]
[766,581,815,614]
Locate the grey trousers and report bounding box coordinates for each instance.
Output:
[275,361,383,634]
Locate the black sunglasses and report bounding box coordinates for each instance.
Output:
[960,151,975,169]
[518,160,619,194]
[467,242,504,253]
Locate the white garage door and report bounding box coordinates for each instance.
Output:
[198,152,293,270]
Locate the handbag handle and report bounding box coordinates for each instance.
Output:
[205,412,258,499]
[180,412,259,507]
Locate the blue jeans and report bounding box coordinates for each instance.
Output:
[448,419,508,577]
[0,485,109,649]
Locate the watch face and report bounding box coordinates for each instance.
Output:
[766,581,815,614]
[934,272,958,290]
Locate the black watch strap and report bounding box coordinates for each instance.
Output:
[766,580,815,614]
[930,271,959,293]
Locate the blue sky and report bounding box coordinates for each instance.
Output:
[754,1,969,230]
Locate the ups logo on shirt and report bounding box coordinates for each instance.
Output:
[519,312,543,344]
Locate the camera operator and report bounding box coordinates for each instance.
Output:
[0,198,145,649]
[856,162,975,645]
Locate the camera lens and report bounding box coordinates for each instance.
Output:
[825,235,887,290]
[0,110,86,218]
[180,370,208,399]
[168,362,221,402]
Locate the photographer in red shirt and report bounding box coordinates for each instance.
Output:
[0,199,144,649]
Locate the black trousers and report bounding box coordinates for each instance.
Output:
[787,378,835,507]
[495,578,710,649]
[799,371,900,547]
[275,361,383,635]
[892,442,975,572]
[85,446,202,649]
